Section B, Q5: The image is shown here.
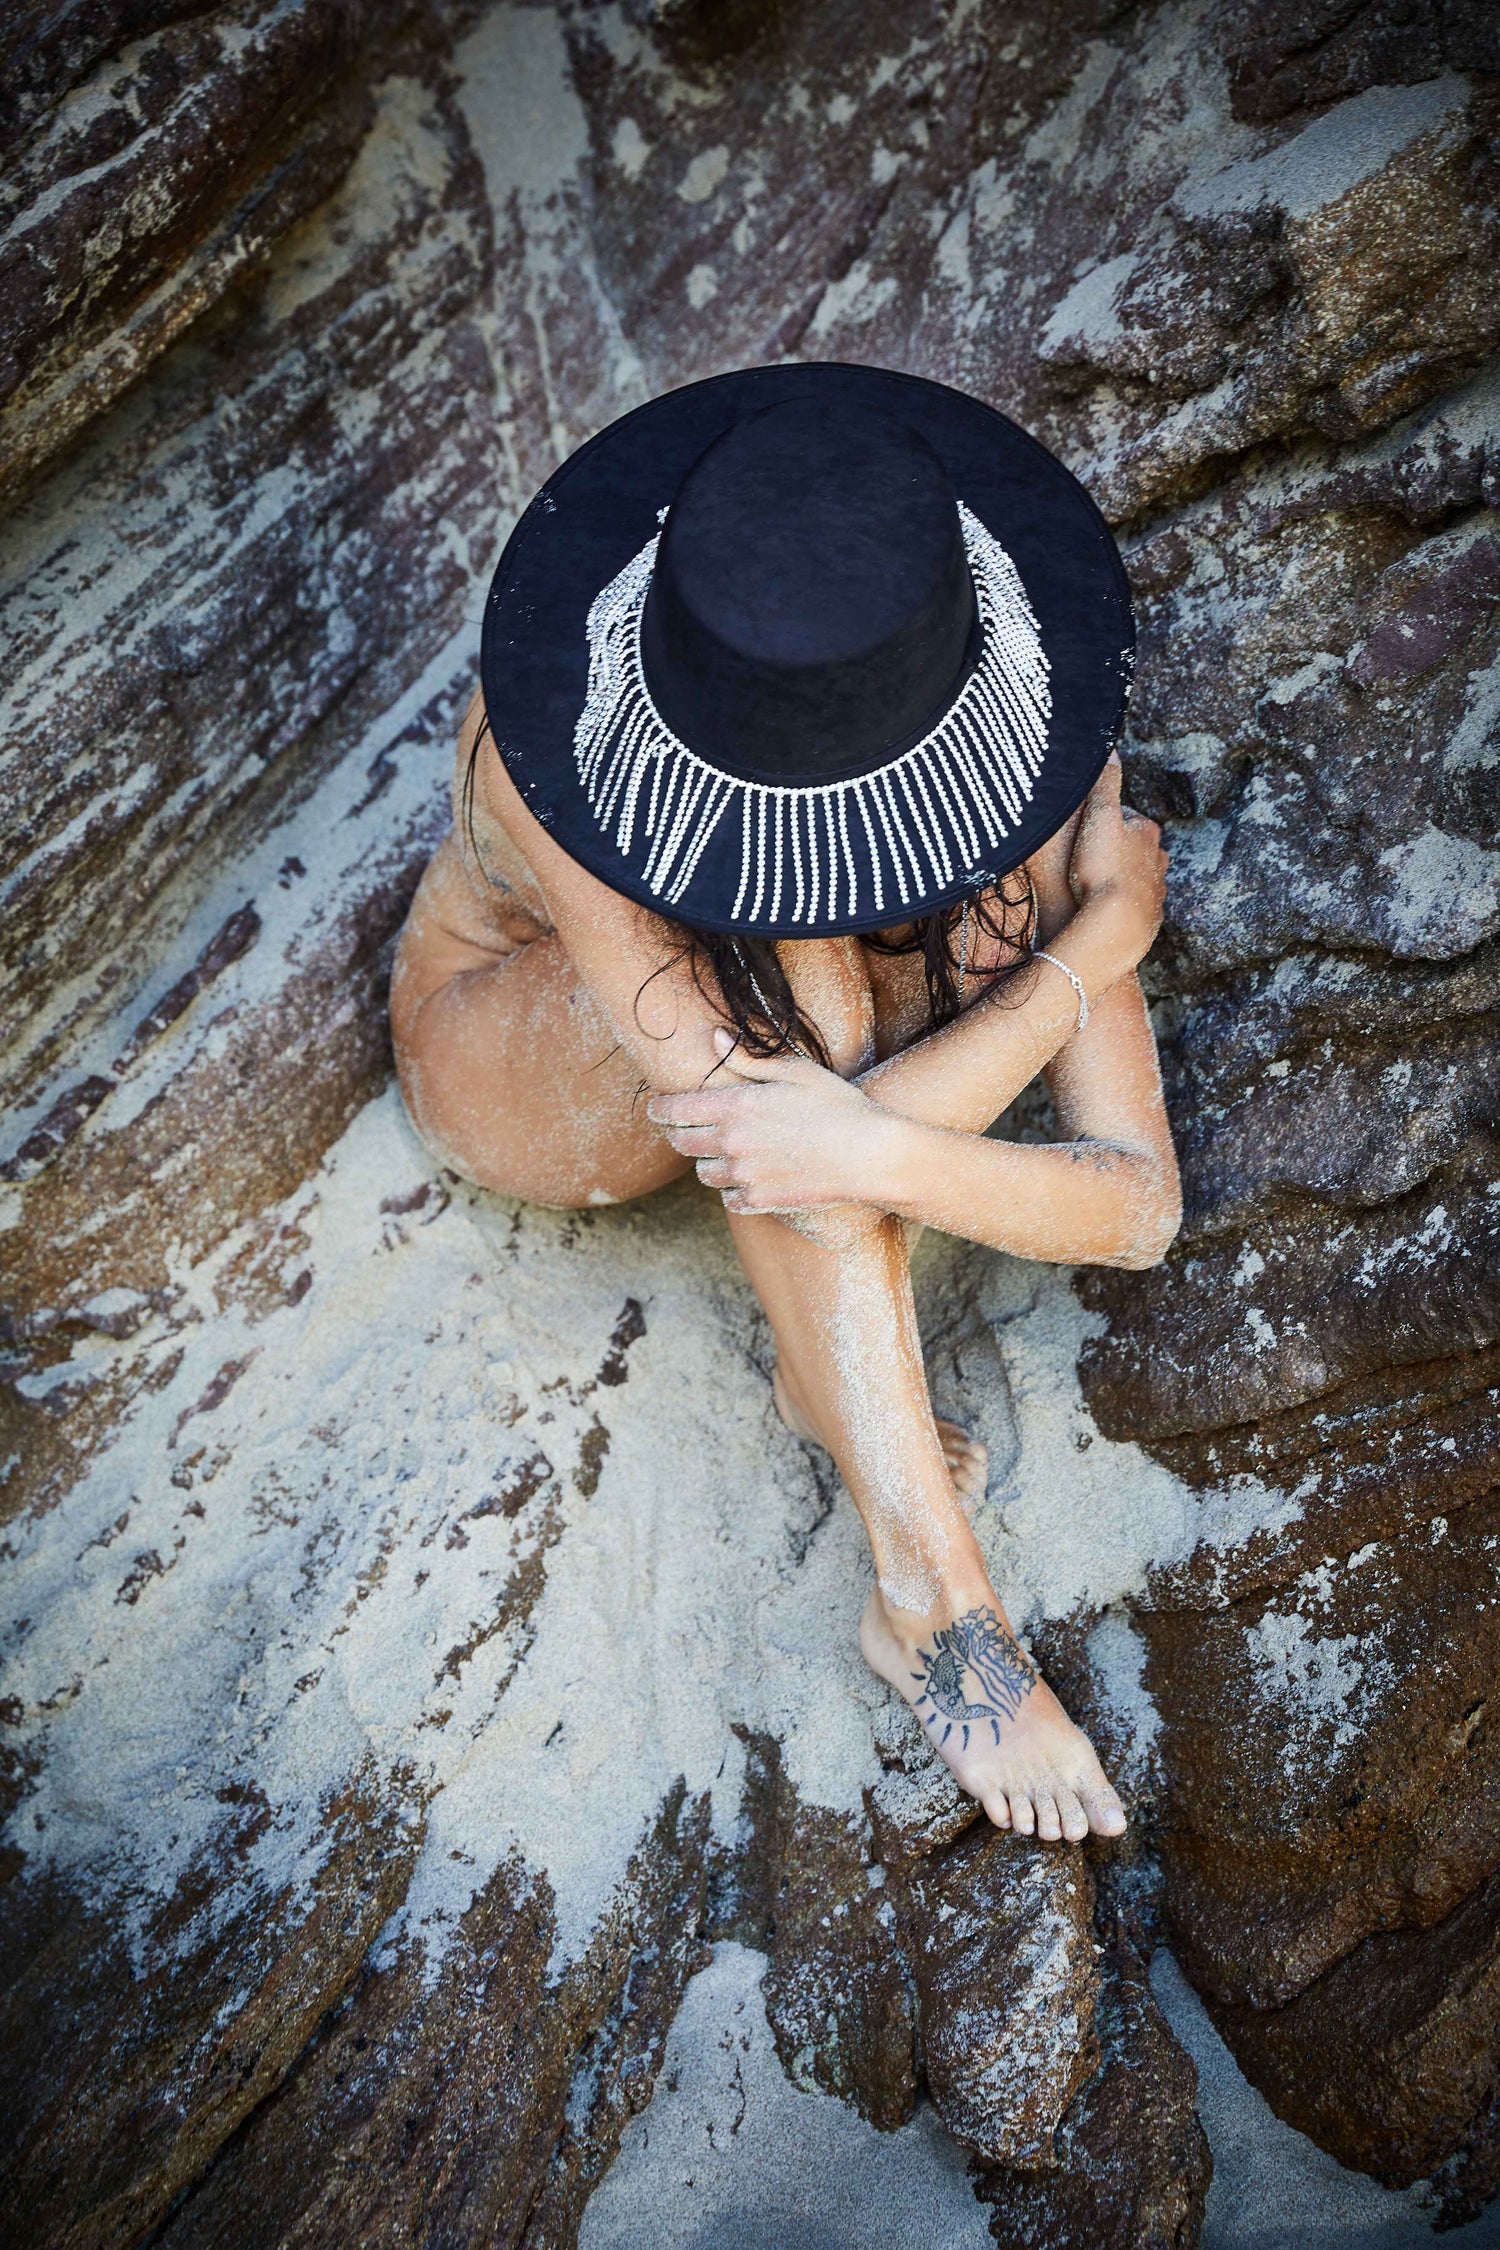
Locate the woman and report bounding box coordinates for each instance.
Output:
[391,366,1178,1847]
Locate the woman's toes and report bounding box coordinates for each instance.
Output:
[1080,1782,1128,1837]
[1009,1792,1037,1837]
[982,1791,1011,1830]
[936,1422,987,1504]
[1055,1786,1090,1844]
[1034,1792,1063,1843]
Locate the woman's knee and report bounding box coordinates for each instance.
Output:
[391,976,688,1206]
[785,936,875,1078]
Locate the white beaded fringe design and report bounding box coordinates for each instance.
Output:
[573,501,1052,926]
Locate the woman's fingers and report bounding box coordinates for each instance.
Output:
[1090,753,1123,809]
[665,1129,726,1161]
[648,1088,734,1128]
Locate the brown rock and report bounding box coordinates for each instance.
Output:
[0,1,417,502]
[0,700,457,1530]
[0,41,494,1123]
[1145,1341,1500,1612]
[722,1730,917,2132]
[1119,419,1500,984]
[1210,1865,1500,2189]
[976,1926,1211,2250]
[1151,943,1500,1243]
[1080,1163,1500,1442]
[1425,2076,1500,2231]
[903,1823,1101,2167]
[864,1694,984,1870]
[1039,77,1500,518]
[1143,1493,1500,2009]
[1220,0,1500,125]
[0,1772,423,2250]
[156,1784,711,2250]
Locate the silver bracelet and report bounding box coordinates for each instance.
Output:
[1033,948,1089,1034]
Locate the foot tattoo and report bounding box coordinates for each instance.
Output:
[912,1604,1039,1749]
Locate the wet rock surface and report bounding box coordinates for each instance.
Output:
[0,0,422,504]
[156,1788,713,2250]
[1144,1497,1500,2011]
[0,1779,422,2250]
[726,1730,918,2132]
[975,1924,1212,2250]
[1210,1861,1500,2200]
[0,11,495,1128]
[903,1820,1100,2167]
[2,0,1497,2241]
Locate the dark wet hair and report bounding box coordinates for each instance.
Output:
[465,711,1037,1068]
[662,880,1037,1070]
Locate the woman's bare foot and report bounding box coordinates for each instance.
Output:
[772,1361,988,1515]
[860,1582,1127,1844]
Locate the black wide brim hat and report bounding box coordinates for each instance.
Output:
[480,363,1133,940]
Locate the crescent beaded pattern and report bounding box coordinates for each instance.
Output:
[573,502,1052,925]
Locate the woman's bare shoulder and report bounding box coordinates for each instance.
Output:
[468,690,663,949]
[449,689,558,930]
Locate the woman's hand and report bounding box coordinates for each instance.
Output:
[1065,753,1167,977]
[1025,804,1085,945]
[649,1030,900,1217]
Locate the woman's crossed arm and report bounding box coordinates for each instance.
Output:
[651,760,1182,1270]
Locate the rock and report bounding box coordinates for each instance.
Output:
[1074,352,1500,2178]
[0,36,495,1124]
[0,666,461,1528]
[725,1730,918,2132]
[1081,1165,1500,1441]
[975,1924,1211,2250]
[865,1694,983,1870]
[902,1824,1100,2168]
[0,1772,423,2250]
[1209,1865,1500,2191]
[1141,1494,1500,2010]
[1219,0,1500,125]
[153,1786,711,2250]
[1121,404,1500,986]
[0,0,420,503]
[1155,948,1500,1245]
[1425,2075,1500,2232]
[1144,1340,1500,1613]
[1040,76,1500,517]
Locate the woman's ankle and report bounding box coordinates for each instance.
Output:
[871,1555,1006,1641]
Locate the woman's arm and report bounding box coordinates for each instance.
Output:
[871,975,1180,1266]
[663,973,1180,1268]
[651,760,1183,1268]
[853,756,1158,1131]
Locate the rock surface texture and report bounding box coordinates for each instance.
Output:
[0,0,1495,2244]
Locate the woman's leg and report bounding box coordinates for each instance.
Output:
[390,839,689,1205]
[393,844,1124,1837]
[731,1207,1126,1841]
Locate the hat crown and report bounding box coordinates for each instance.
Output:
[640,399,978,784]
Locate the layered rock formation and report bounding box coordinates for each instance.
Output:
[1,0,1495,2243]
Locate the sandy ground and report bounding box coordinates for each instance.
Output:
[579,1942,993,2250]
[1152,1953,1500,2250]
[582,1941,1500,2250]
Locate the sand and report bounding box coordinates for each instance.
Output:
[578,1940,993,2250]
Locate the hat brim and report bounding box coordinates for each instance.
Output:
[480,362,1133,940]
